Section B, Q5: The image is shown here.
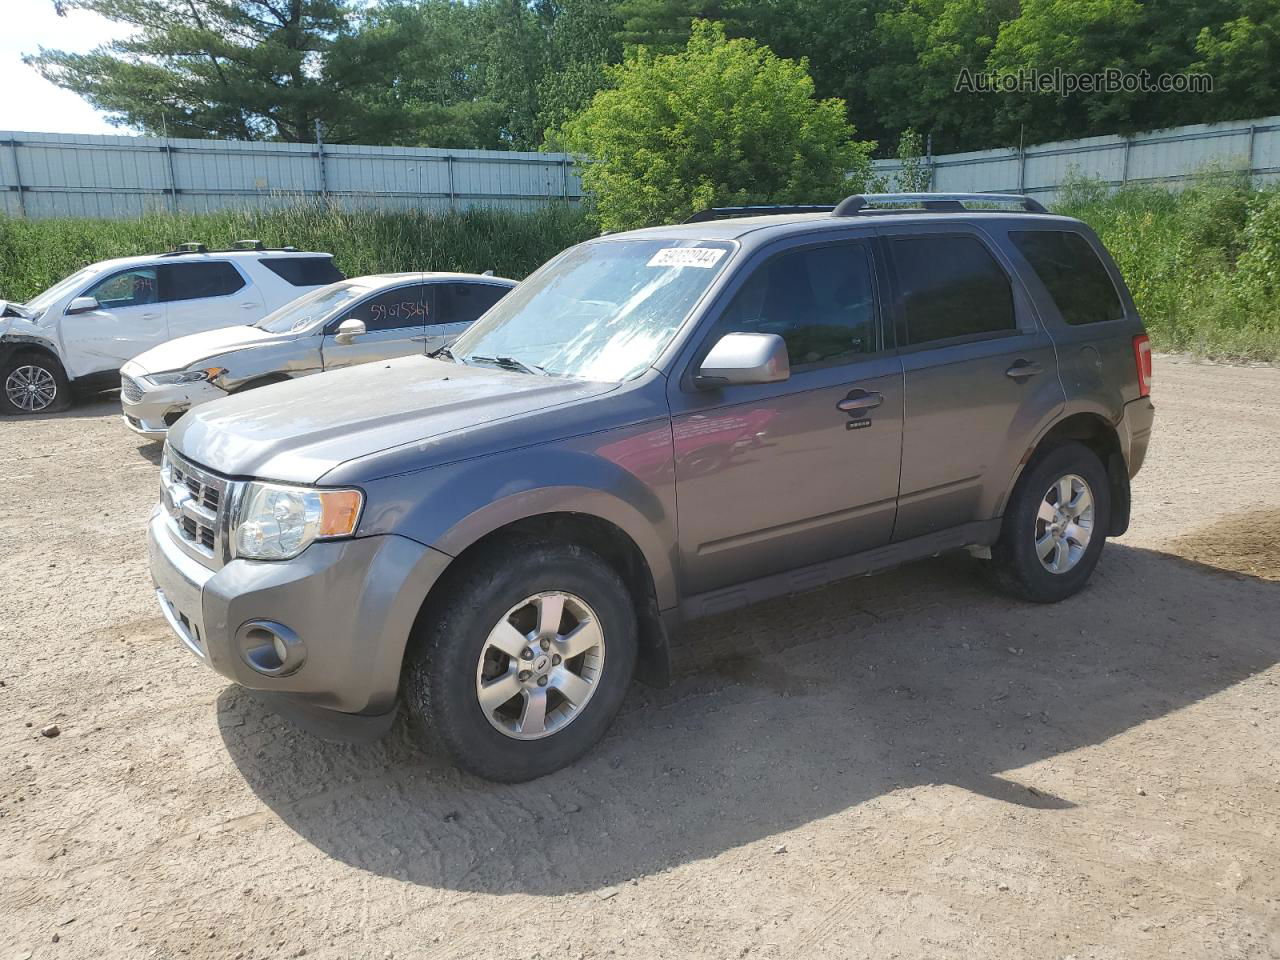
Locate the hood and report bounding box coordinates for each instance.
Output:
[170,354,616,484]
[128,325,281,374]
[0,300,34,320]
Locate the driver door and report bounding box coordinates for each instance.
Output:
[58,266,168,378]
[668,238,905,599]
[321,283,430,371]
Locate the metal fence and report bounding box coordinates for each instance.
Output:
[7,113,1279,220]
[871,115,1280,204]
[0,129,582,220]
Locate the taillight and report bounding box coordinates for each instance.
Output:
[1133,334,1152,397]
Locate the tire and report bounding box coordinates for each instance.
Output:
[403,537,638,782]
[987,440,1111,604]
[0,351,71,415]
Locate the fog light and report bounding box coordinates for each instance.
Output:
[236,620,306,676]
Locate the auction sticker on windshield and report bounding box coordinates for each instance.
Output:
[647,247,727,268]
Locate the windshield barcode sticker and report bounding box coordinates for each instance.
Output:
[647,247,726,268]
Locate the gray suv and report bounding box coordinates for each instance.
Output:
[147,193,1156,782]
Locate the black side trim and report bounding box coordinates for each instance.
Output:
[1107,451,1131,537]
[679,519,1002,620]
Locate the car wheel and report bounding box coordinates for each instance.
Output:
[988,440,1111,603]
[0,352,71,415]
[403,537,638,782]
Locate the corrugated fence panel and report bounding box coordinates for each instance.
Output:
[872,114,1280,204]
[0,130,583,220]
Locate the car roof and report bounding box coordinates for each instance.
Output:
[345,272,519,288]
[601,210,1084,245]
[84,249,336,272]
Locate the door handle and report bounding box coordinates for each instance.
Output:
[140,312,161,320]
[1005,360,1044,380]
[241,301,258,309]
[837,389,883,413]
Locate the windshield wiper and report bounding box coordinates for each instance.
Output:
[429,344,457,362]
[463,354,547,376]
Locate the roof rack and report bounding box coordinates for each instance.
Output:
[833,193,1048,216]
[160,240,300,257]
[684,204,835,223]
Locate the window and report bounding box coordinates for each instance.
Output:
[891,236,1016,345]
[1011,230,1124,326]
[259,256,345,286]
[339,285,429,333]
[710,242,878,368]
[85,268,158,308]
[433,282,511,326]
[159,262,245,302]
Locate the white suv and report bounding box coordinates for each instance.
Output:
[0,243,343,415]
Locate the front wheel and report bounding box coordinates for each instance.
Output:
[988,441,1111,603]
[403,538,638,782]
[1,352,71,415]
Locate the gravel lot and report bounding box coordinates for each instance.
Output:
[2,357,1279,960]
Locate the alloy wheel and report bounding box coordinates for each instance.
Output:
[5,364,58,412]
[474,591,605,740]
[1034,473,1095,574]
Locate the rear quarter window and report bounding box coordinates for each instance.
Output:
[1010,230,1124,326]
[259,257,345,287]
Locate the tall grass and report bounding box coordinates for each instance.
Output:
[1054,173,1280,361]
[3,184,1280,360]
[0,203,593,303]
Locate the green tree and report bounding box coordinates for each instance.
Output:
[559,20,873,231]
[614,0,720,51]
[537,0,624,144]
[27,0,353,142]
[326,0,508,148]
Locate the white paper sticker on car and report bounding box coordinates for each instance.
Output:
[646,247,727,268]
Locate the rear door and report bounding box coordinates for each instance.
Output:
[160,260,263,339]
[58,265,167,377]
[320,283,429,370]
[1005,226,1142,410]
[882,224,1064,541]
[424,281,511,352]
[669,236,905,597]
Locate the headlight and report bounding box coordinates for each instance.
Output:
[145,366,227,386]
[233,481,363,561]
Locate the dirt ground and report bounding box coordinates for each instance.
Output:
[2,357,1279,960]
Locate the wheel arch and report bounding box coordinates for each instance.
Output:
[1004,410,1130,536]
[411,510,674,687]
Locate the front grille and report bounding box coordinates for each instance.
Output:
[120,374,143,403]
[161,450,231,567]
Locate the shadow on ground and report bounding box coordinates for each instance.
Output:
[217,537,1280,895]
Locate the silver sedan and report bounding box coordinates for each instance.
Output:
[120,272,516,440]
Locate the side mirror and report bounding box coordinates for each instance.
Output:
[695,332,790,388]
[334,317,366,345]
[66,296,100,315]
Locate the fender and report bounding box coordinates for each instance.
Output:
[994,398,1128,523]
[356,424,680,610]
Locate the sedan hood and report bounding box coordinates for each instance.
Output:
[128,325,280,374]
[170,355,615,484]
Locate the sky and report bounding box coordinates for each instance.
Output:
[0,0,129,135]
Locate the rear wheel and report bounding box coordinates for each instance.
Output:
[0,352,71,415]
[988,441,1111,603]
[403,538,637,782]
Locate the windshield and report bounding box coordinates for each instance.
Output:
[253,281,375,333]
[449,239,735,381]
[23,268,96,315]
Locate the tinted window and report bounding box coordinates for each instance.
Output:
[1011,230,1124,326]
[86,267,158,308]
[341,285,429,332]
[159,262,245,302]
[711,243,878,368]
[433,282,511,326]
[259,256,345,286]
[891,236,1015,345]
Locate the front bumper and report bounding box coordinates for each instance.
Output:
[120,371,226,441]
[148,507,452,721]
